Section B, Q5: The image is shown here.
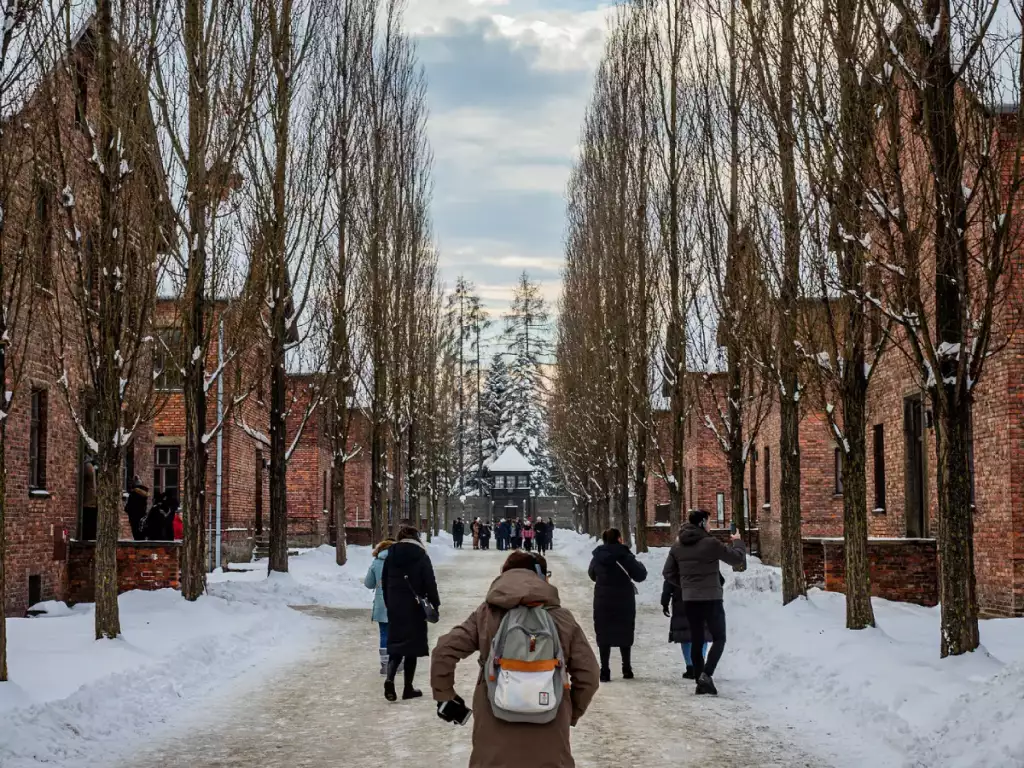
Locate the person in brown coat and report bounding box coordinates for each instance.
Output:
[431,551,601,768]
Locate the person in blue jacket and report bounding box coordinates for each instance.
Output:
[365,539,395,675]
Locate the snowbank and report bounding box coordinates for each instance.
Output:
[0,540,454,768]
[554,529,1024,768]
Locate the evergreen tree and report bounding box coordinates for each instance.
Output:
[479,354,511,477]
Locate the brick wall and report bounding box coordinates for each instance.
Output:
[803,537,938,607]
[67,541,181,604]
[285,375,330,547]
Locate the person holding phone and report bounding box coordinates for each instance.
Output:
[381,526,440,702]
[430,551,600,768]
[588,528,648,682]
[662,509,745,695]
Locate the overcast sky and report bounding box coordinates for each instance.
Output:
[404,0,613,338]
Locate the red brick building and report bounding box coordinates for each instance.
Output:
[2,26,161,615]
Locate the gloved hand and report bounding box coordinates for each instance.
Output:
[662,606,670,617]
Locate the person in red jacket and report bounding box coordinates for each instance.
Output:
[172,511,184,541]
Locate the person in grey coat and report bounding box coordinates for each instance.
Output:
[662,509,745,696]
[365,539,395,675]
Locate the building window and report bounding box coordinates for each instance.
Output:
[34,183,53,288]
[743,488,749,526]
[764,446,771,506]
[834,447,843,495]
[75,59,88,128]
[517,475,529,489]
[654,503,670,524]
[716,492,725,526]
[494,475,504,491]
[123,440,136,493]
[154,329,184,391]
[873,425,886,512]
[153,446,181,503]
[322,471,328,511]
[29,389,47,490]
[29,574,42,608]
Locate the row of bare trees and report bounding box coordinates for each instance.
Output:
[554,0,1023,656]
[0,0,451,677]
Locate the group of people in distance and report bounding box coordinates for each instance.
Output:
[361,507,746,767]
[451,515,554,553]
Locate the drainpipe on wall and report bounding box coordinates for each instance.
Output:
[215,319,224,570]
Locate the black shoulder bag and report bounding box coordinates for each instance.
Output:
[405,574,439,623]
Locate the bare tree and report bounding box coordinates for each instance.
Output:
[243,0,332,573]
[0,0,56,679]
[146,0,266,599]
[862,0,1024,655]
[41,0,167,638]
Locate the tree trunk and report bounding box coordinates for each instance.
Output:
[179,0,211,601]
[0,425,8,680]
[333,460,347,566]
[94,463,122,638]
[934,398,979,656]
[841,388,874,629]
[615,420,631,548]
[268,324,289,573]
[635,424,649,553]
[777,0,805,606]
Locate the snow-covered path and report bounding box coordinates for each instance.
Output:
[124,549,830,768]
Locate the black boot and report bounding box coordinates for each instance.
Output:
[696,673,718,696]
[598,646,611,683]
[599,668,611,683]
[621,647,634,680]
[683,665,696,680]
[402,657,422,699]
[384,656,401,701]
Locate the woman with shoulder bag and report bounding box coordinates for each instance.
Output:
[381,526,440,701]
[588,528,648,682]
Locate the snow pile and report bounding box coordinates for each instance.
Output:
[0,541,435,768]
[555,529,1024,768]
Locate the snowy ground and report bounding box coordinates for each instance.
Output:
[0,536,453,768]
[3,530,1022,767]
[557,530,1024,768]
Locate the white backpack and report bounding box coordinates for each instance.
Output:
[485,604,567,724]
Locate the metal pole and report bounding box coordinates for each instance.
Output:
[215,319,224,570]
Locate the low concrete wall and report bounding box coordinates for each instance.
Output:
[67,540,181,604]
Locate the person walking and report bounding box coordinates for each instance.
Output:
[364,539,395,675]
[523,518,535,552]
[661,577,709,680]
[588,528,648,682]
[535,518,549,555]
[472,518,481,550]
[663,510,745,695]
[381,526,440,701]
[479,522,492,550]
[430,551,601,768]
[453,518,465,549]
[511,519,523,550]
[547,517,556,549]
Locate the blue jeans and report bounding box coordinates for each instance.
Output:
[682,642,709,667]
[378,622,389,649]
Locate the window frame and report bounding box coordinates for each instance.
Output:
[764,445,772,506]
[834,446,843,495]
[873,424,886,512]
[29,388,47,490]
[716,492,725,526]
[153,328,184,392]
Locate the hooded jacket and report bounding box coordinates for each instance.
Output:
[662,523,745,601]
[364,547,390,623]
[382,538,440,657]
[430,569,601,768]
[587,542,648,648]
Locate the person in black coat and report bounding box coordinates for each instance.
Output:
[143,491,175,541]
[661,579,711,680]
[452,518,465,549]
[479,523,491,550]
[124,479,150,541]
[535,519,549,554]
[381,526,440,702]
[588,528,648,682]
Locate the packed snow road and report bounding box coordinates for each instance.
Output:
[125,549,828,768]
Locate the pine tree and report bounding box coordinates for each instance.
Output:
[445,276,489,495]
[479,354,511,475]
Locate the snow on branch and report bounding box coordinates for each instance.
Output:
[237,415,271,447]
